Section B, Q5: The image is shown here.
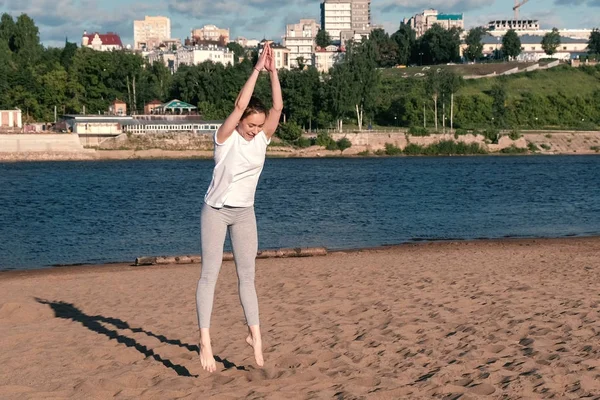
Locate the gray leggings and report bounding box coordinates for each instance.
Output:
[196,203,259,328]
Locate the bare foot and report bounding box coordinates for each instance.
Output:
[199,328,217,373]
[246,325,264,367]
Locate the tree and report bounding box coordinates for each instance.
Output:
[12,14,42,64]
[276,121,303,142]
[464,27,487,62]
[541,28,561,57]
[295,56,306,70]
[417,25,461,65]
[226,42,245,64]
[369,28,398,68]
[490,82,507,127]
[336,137,352,153]
[391,23,416,66]
[425,70,441,131]
[345,40,379,131]
[502,29,521,60]
[587,28,600,55]
[439,70,463,131]
[316,29,332,49]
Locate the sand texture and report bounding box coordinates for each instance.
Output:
[1,238,599,399]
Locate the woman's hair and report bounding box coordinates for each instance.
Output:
[241,96,268,120]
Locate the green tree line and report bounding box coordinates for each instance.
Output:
[1,13,599,131]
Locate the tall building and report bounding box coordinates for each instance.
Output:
[321,0,372,43]
[283,19,319,68]
[403,9,464,38]
[351,0,371,32]
[133,16,171,50]
[191,25,230,45]
[321,0,352,42]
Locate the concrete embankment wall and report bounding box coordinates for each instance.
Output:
[0,134,86,152]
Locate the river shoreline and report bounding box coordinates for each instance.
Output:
[0,147,599,162]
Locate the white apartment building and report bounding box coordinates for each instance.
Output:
[176,46,234,69]
[145,46,234,72]
[312,45,344,72]
[486,21,593,41]
[192,25,230,43]
[321,0,352,42]
[472,34,590,62]
[403,9,464,38]
[233,37,260,48]
[134,16,171,50]
[283,19,319,68]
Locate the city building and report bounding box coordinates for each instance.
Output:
[283,19,319,68]
[81,32,123,51]
[486,21,593,41]
[321,0,373,43]
[403,9,464,37]
[472,34,590,61]
[351,0,371,32]
[133,16,171,50]
[0,109,22,129]
[176,45,234,68]
[108,99,127,116]
[145,46,234,72]
[147,51,177,72]
[260,41,291,70]
[233,37,260,48]
[144,100,163,114]
[321,0,352,42]
[488,19,540,31]
[191,25,230,45]
[312,45,345,72]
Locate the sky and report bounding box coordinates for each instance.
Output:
[0,0,598,48]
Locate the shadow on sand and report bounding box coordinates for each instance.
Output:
[35,298,247,377]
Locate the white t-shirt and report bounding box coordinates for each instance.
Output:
[204,130,270,208]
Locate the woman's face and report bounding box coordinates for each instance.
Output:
[238,112,266,141]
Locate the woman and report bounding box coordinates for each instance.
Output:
[196,42,282,373]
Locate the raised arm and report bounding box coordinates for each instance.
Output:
[216,45,268,144]
[263,48,283,139]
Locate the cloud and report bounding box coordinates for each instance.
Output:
[0,0,159,47]
[554,0,600,5]
[378,0,492,14]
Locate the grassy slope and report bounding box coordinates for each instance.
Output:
[382,63,600,99]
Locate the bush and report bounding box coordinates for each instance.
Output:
[527,142,540,152]
[357,150,370,156]
[483,128,500,144]
[500,145,527,154]
[509,129,522,140]
[384,143,402,155]
[296,136,311,148]
[540,143,551,150]
[276,122,303,142]
[326,140,339,151]
[316,131,335,147]
[455,128,469,136]
[408,126,430,136]
[403,143,424,155]
[403,141,487,156]
[336,137,352,153]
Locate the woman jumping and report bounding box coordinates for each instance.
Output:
[196,42,282,373]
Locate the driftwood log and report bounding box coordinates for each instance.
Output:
[135,247,327,266]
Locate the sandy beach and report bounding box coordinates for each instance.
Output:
[1,237,599,399]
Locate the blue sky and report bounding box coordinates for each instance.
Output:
[0,0,598,48]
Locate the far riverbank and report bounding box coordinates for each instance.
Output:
[1,131,599,162]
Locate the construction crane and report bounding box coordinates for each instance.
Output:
[513,0,530,20]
